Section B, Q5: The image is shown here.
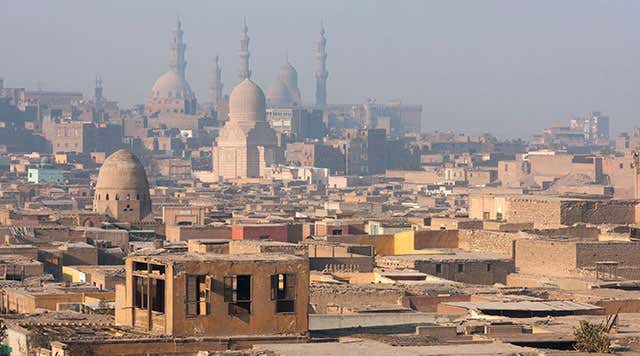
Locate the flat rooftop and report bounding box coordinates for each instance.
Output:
[378,250,512,262]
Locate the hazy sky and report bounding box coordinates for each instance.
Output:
[1,0,640,138]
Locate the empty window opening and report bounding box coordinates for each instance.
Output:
[224,275,251,316]
[151,279,165,313]
[134,262,148,271]
[271,273,296,313]
[435,264,442,274]
[457,263,464,273]
[133,276,148,309]
[186,275,210,316]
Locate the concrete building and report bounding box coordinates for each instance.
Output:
[115,241,309,337]
[27,158,64,184]
[93,149,152,222]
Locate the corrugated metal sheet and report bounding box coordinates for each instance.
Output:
[442,301,601,311]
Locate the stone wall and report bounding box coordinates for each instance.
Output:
[514,239,578,278]
[506,198,562,227]
[414,259,514,285]
[458,229,525,257]
[413,230,459,250]
[310,284,405,314]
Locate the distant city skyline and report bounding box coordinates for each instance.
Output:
[2,0,640,138]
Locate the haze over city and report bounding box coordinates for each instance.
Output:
[4,1,640,355]
[2,0,640,137]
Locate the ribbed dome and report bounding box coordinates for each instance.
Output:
[149,70,195,100]
[95,150,150,192]
[228,79,266,121]
[266,79,294,107]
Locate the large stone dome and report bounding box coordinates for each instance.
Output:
[96,149,150,192]
[149,70,195,100]
[94,149,152,222]
[228,79,266,122]
[266,79,294,107]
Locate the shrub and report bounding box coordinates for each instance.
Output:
[573,320,610,353]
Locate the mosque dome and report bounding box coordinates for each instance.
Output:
[278,62,301,105]
[95,149,150,192]
[279,62,298,88]
[149,70,195,100]
[266,79,294,107]
[228,79,267,121]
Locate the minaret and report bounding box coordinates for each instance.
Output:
[315,23,328,108]
[94,74,104,103]
[211,54,223,105]
[238,18,251,81]
[170,17,187,79]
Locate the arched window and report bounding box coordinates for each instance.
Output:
[115,194,119,201]
[105,194,109,200]
[97,194,100,200]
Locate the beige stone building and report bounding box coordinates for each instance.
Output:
[115,241,309,337]
[213,79,282,179]
[93,149,152,222]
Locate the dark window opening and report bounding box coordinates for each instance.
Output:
[224,275,251,316]
[271,273,296,313]
[186,275,210,316]
[435,264,442,274]
[486,263,492,272]
[332,229,342,235]
[133,276,148,309]
[150,264,165,275]
[105,194,109,200]
[151,279,165,312]
[134,262,148,271]
[457,263,464,273]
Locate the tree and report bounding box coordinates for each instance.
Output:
[573,320,610,353]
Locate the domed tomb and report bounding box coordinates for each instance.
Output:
[93,149,152,222]
[213,79,281,179]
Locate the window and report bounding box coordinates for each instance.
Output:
[186,275,210,316]
[482,212,490,220]
[496,212,503,221]
[435,264,442,274]
[271,273,296,313]
[133,276,148,309]
[486,263,492,272]
[105,194,109,200]
[134,262,148,271]
[457,263,464,273]
[332,229,342,235]
[224,275,251,316]
[151,279,165,312]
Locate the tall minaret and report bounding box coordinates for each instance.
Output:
[211,54,223,105]
[170,17,187,79]
[94,74,104,103]
[314,23,328,108]
[238,18,251,81]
